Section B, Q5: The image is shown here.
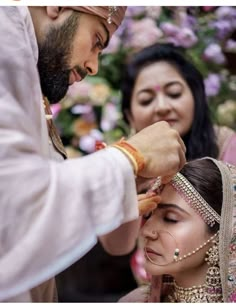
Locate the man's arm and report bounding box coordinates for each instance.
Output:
[0,7,138,300]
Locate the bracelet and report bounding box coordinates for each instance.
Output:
[112,144,139,176]
[112,139,145,176]
[95,139,146,176]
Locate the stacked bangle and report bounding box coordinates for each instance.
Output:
[95,138,146,177]
[111,138,145,176]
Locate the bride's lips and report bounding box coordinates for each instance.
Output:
[145,247,161,257]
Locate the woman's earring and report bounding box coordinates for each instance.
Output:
[205,233,222,301]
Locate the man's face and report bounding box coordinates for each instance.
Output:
[38,13,80,103]
[38,11,115,104]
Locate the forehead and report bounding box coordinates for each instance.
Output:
[135,61,186,88]
[160,184,194,215]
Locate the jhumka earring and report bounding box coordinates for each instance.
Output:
[205,233,222,302]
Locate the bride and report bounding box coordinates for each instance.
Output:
[120,157,236,303]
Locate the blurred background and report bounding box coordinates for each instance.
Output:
[54,6,236,302]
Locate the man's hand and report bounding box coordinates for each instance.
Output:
[127,121,186,182]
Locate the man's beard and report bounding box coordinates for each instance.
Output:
[37,13,82,104]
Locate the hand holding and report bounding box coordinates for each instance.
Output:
[127,121,186,181]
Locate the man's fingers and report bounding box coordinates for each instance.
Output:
[161,175,173,184]
[179,136,186,154]
[178,145,187,171]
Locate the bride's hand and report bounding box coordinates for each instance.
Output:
[138,192,160,216]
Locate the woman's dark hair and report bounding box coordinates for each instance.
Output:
[180,158,222,232]
[121,43,219,161]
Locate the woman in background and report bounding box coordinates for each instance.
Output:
[121,43,236,164]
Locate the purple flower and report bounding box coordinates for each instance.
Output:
[101,103,120,131]
[175,27,198,48]
[211,20,232,39]
[225,39,236,51]
[203,44,226,65]
[160,22,179,36]
[126,6,146,18]
[126,18,163,49]
[79,129,103,153]
[178,12,197,29]
[215,6,236,19]
[71,104,92,115]
[204,73,221,97]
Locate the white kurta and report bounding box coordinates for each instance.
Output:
[0,7,138,301]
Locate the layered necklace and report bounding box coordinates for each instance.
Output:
[167,281,223,303]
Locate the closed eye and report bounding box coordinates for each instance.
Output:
[168,93,181,99]
[164,217,178,223]
[95,35,104,51]
[139,98,153,106]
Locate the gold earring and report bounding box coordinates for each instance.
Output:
[205,233,222,301]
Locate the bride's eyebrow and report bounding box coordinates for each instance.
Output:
[157,203,190,215]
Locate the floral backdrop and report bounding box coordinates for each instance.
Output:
[53,6,236,158]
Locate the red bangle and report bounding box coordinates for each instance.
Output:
[95,141,107,151]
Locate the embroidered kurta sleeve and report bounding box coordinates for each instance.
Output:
[0,7,138,300]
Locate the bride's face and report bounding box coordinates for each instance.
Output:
[141,184,213,279]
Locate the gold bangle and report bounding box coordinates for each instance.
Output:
[112,139,145,173]
[112,144,138,176]
[95,139,146,177]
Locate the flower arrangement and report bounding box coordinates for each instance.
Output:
[54,6,236,157]
[53,77,128,157]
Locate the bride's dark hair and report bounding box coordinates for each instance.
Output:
[180,158,222,232]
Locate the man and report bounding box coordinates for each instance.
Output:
[0,6,186,302]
